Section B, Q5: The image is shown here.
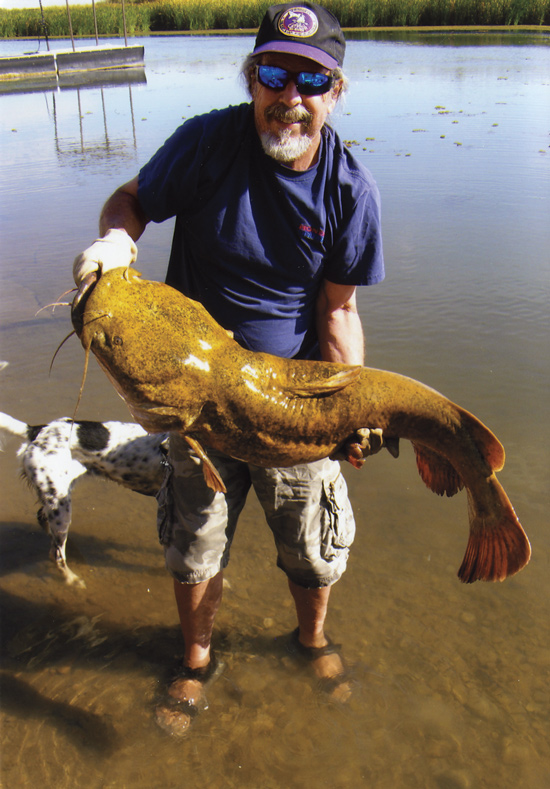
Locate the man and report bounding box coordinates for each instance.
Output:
[73,3,385,736]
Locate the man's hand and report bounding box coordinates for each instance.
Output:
[331,428,399,469]
[73,228,137,286]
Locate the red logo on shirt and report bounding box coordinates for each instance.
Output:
[299,223,325,241]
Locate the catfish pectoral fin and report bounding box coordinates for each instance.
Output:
[385,437,400,459]
[458,483,531,583]
[183,435,227,494]
[412,442,464,497]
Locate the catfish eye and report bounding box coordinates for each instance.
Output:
[113,336,123,346]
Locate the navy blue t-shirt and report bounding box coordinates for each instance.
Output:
[138,103,384,359]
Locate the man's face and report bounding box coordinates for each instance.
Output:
[251,52,340,171]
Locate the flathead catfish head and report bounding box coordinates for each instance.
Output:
[71,267,172,380]
[69,267,230,433]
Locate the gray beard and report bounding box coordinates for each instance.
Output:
[260,104,315,163]
[260,128,314,163]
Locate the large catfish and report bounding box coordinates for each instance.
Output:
[71,268,531,584]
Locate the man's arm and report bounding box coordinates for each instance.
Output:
[99,176,149,241]
[316,279,364,365]
[317,279,398,464]
[73,176,150,285]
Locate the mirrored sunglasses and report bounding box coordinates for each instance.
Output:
[256,65,334,96]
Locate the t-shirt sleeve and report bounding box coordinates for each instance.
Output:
[323,169,385,287]
[137,115,207,223]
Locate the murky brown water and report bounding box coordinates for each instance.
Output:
[1,32,549,788]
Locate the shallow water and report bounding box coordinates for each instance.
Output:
[1,32,549,788]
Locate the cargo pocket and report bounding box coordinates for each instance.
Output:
[156,455,174,546]
[320,470,356,560]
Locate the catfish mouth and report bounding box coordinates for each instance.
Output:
[71,270,99,336]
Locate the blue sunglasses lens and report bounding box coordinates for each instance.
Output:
[297,72,333,93]
[257,65,332,96]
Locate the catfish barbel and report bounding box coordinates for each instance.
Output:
[71,268,531,584]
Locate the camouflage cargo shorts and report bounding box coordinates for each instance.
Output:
[156,433,356,588]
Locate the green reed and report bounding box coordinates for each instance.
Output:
[1,0,548,39]
[329,0,549,26]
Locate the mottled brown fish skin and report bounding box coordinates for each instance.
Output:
[71,268,531,583]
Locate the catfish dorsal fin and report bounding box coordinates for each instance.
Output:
[290,367,362,398]
[412,442,464,497]
[183,435,227,493]
[458,407,505,472]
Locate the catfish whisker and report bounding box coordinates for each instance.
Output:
[49,330,77,375]
[35,302,72,317]
[49,314,108,375]
[58,285,78,300]
[35,286,79,317]
[81,313,110,327]
[71,342,92,424]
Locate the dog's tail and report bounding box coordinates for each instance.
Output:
[0,411,30,449]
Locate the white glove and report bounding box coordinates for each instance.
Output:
[73,228,137,285]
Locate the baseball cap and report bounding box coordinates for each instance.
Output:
[253,3,346,70]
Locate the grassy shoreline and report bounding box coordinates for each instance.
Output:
[3,25,549,43]
[1,0,549,39]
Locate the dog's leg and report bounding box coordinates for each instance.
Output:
[37,502,84,587]
[23,440,87,588]
[48,468,87,588]
[43,483,86,588]
[49,526,86,588]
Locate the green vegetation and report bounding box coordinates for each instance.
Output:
[0,0,548,39]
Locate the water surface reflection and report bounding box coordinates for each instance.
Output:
[1,33,549,788]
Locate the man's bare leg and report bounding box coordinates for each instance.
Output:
[175,572,223,668]
[288,578,351,701]
[288,579,331,647]
[156,572,223,734]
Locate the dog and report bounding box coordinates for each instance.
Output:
[0,410,167,587]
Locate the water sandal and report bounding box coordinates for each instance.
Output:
[155,652,224,737]
[287,627,353,700]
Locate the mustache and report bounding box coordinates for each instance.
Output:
[265,105,313,126]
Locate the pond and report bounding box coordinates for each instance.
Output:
[0,30,549,789]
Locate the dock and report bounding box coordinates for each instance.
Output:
[0,45,144,81]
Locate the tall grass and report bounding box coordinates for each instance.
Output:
[329,0,550,26]
[0,2,151,39]
[145,0,267,32]
[1,0,548,39]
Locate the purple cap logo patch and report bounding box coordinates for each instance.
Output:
[278,7,319,39]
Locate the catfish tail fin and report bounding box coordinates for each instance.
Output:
[458,478,531,583]
[412,442,464,497]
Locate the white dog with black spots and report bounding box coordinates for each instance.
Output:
[0,404,167,587]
